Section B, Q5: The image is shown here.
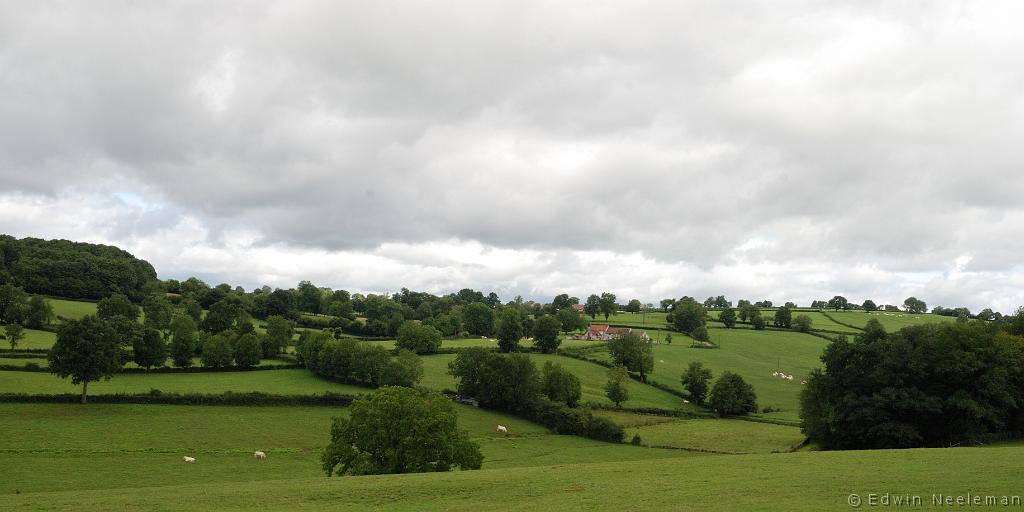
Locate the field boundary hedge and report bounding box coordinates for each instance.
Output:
[0,348,49,354]
[818,310,866,332]
[0,391,358,406]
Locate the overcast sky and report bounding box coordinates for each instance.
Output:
[1,1,1022,312]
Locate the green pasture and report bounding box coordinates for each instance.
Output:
[824,310,957,331]
[596,411,805,454]
[0,326,55,349]
[4,444,1022,511]
[45,298,97,321]
[416,353,690,411]
[583,329,828,421]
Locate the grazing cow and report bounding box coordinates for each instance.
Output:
[183,456,196,463]
[496,424,508,435]
[254,451,267,460]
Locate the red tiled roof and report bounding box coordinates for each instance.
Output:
[587,324,610,332]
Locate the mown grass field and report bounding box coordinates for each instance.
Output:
[0,369,371,396]
[3,445,1022,511]
[45,298,97,320]
[595,411,805,453]
[582,329,827,421]
[416,353,692,411]
[825,310,957,331]
[1,326,56,350]
[0,403,700,495]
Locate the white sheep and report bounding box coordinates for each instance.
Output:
[254,451,267,460]
[496,424,508,434]
[183,456,196,463]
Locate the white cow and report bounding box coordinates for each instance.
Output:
[496,424,508,434]
[183,456,196,463]
[254,451,267,460]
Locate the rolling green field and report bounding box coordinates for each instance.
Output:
[3,445,1022,511]
[593,311,670,328]
[45,298,98,320]
[824,310,957,331]
[0,403,699,495]
[0,326,55,349]
[0,369,371,396]
[582,329,828,421]
[416,353,691,411]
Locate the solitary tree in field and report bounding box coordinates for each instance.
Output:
[48,315,124,403]
[751,315,766,330]
[584,294,601,320]
[903,297,927,314]
[719,307,736,328]
[773,307,793,328]
[556,308,582,334]
[532,315,562,353]
[827,296,849,311]
[495,308,523,353]
[322,387,483,476]
[626,299,642,313]
[793,314,813,333]
[599,293,617,321]
[681,361,713,405]
[605,365,630,407]
[709,372,758,416]
[607,332,654,381]
[4,322,24,350]
[862,300,878,312]
[396,321,443,354]
[672,299,706,334]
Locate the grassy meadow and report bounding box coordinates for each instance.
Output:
[46,298,98,320]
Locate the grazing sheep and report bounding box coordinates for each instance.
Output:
[496,424,508,434]
[183,456,196,463]
[254,451,267,460]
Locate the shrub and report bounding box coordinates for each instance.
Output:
[793,314,813,333]
[200,334,233,368]
[709,371,758,416]
[604,365,630,408]
[395,321,443,354]
[680,361,713,405]
[690,325,709,342]
[233,333,262,368]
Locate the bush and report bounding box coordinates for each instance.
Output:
[631,434,642,445]
[540,361,582,407]
[752,315,766,330]
[680,361,713,405]
[709,371,758,416]
[233,333,262,368]
[793,314,813,333]
[690,325,709,342]
[395,321,443,354]
[200,334,233,368]
[604,365,630,407]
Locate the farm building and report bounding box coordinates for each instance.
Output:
[570,303,585,313]
[579,324,651,342]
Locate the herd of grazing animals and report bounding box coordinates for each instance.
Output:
[182,451,267,463]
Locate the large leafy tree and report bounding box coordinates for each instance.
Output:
[606,332,654,381]
[132,327,167,369]
[96,293,139,321]
[48,315,124,403]
[461,302,494,336]
[4,322,24,350]
[709,372,758,416]
[447,348,539,413]
[24,296,54,329]
[494,308,523,353]
[322,387,483,476]
[599,293,617,320]
[773,306,793,328]
[540,361,581,407]
[719,307,736,328]
[800,321,1024,449]
[680,361,713,405]
[142,294,174,330]
[396,321,443,354]
[672,299,706,334]
[903,296,927,314]
[827,296,849,311]
[604,365,630,408]
[556,308,583,334]
[584,294,601,320]
[263,315,295,356]
[532,314,561,353]
[168,314,197,368]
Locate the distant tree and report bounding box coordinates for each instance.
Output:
[703,297,715,308]
[752,315,766,330]
[168,315,197,367]
[97,293,140,321]
[202,298,244,334]
[448,349,540,413]
[181,299,203,323]
[556,308,582,334]
[322,386,482,476]
[532,315,562,353]
[132,328,167,369]
[773,307,793,328]
[739,304,759,323]
[827,296,849,311]
[691,325,710,342]
[551,294,573,311]
[584,294,601,319]
[660,298,676,311]
[793,314,813,333]
[672,299,706,334]
[714,295,731,308]
[48,316,124,403]
[0,284,28,324]
[430,313,460,337]
[233,333,262,368]
[379,349,424,388]
[681,361,713,405]
[903,297,927,314]
[719,307,736,328]
[4,322,24,350]
[599,293,617,320]
[737,299,751,310]
[296,280,323,315]
[709,372,757,416]
[495,308,524,353]
[976,308,995,321]
[142,294,174,330]
[626,299,642,314]
[607,332,654,381]
[263,315,295,356]
[605,365,630,408]
[462,302,494,336]
[540,362,582,407]
[784,302,797,308]
[200,333,234,368]
[24,296,54,329]
[396,321,443,354]
[862,300,878,312]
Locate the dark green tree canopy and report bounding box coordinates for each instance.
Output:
[494,307,523,352]
[322,387,483,476]
[532,315,562,353]
[48,315,125,403]
[681,361,713,405]
[672,299,706,334]
[396,321,443,354]
[606,332,654,381]
[709,372,758,416]
[96,293,140,321]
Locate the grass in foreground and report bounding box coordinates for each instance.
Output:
[0,403,699,494]
[3,445,1022,511]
